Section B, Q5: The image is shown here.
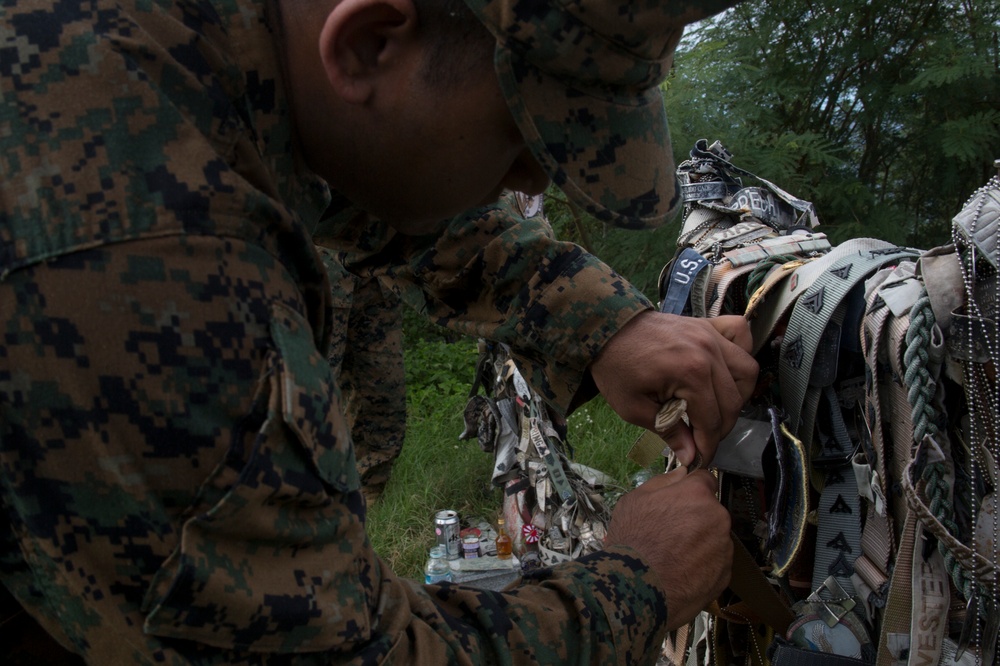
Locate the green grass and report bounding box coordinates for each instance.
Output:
[366,334,649,580]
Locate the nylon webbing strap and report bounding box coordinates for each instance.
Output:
[859,296,896,583]
[706,261,758,317]
[812,460,863,599]
[722,233,831,269]
[886,314,917,532]
[661,247,711,315]
[872,299,927,666]
[706,233,832,318]
[745,262,803,348]
[750,238,892,357]
[876,511,917,666]
[908,522,948,666]
[780,246,920,443]
[728,531,795,635]
[851,553,888,624]
[796,313,848,457]
[662,622,690,665]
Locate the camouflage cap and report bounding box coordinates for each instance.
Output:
[464,0,742,229]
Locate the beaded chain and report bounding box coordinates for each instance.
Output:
[951,162,1000,665]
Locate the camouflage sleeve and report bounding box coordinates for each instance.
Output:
[387,546,669,664]
[0,236,667,664]
[318,194,655,413]
[316,246,407,497]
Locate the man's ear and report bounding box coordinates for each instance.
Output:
[318,0,419,104]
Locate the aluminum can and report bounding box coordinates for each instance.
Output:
[434,510,461,560]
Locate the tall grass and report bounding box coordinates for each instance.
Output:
[366,332,649,580]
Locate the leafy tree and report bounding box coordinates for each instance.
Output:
[664,0,1000,248]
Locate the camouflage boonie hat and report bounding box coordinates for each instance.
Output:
[464,0,742,230]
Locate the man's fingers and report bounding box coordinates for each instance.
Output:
[659,422,698,467]
[710,314,753,351]
[642,466,717,491]
[709,316,758,403]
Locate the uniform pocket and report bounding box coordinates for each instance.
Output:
[143,301,374,653]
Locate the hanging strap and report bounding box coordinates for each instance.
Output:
[750,238,894,357]
[876,511,917,666]
[706,233,832,318]
[811,411,864,599]
[780,245,920,444]
[728,531,795,635]
[855,289,896,599]
[660,247,712,315]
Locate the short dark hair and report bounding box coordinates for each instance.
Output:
[416,0,495,88]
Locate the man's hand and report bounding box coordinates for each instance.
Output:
[589,311,757,466]
[605,469,732,630]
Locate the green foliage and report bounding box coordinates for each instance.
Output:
[368,330,646,580]
[665,0,1000,250]
[565,397,647,486]
[939,111,1000,165]
[403,334,478,409]
[367,332,495,579]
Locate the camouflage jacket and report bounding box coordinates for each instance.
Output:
[316,192,652,414]
[0,1,666,664]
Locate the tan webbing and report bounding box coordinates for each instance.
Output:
[727,531,794,635]
[908,518,950,666]
[858,292,896,580]
[661,623,691,666]
[877,511,917,666]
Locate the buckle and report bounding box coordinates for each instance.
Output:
[807,576,857,627]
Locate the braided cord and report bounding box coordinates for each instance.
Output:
[905,295,985,601]
[744,254,799,300]
[904,295,938,442]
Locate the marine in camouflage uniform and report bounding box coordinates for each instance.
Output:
[0,0,746,663]
[318,249,406,504]
[317,190,549,506]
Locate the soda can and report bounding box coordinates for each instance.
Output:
[434,510,461,560]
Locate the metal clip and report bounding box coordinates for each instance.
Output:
[807,576,857,628]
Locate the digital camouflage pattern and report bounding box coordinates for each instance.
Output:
[318,249,406,501]
[0,0,675,663]
[315,191,654,414]
[465,0,743,230]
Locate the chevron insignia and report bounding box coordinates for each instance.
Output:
[827,531,854,552]
[801,287,824,314]
[785,335,804,368]
[830,264,852,280]
[828,552,856,577]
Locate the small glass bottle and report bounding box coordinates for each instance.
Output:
[495,517,513,560]
[424,545,453,584]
